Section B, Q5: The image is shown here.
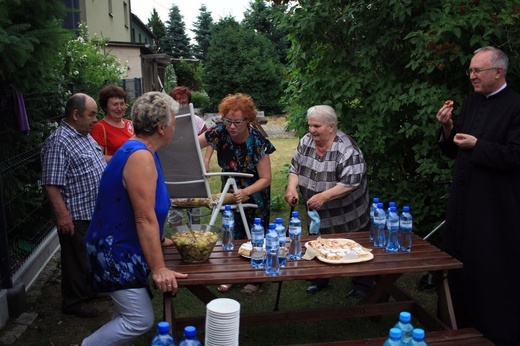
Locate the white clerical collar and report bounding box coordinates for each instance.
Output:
[486,83,507,98]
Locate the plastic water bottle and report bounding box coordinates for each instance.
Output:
[386,201,396,216]
[411,328,428,346]
[250,218,265,268]
[373,202,386,248]
[385,201,396,243]
[221,205,235,251]
[394,311,414,345]
[265,223,281,276]
[385,206,400,252]
[178,325,202,346]
[275,217,287,267]
[288,211,302,260]
[151,321,175,346]
[368,197,380,241]
[383,328,402,346]
[399,206,413,252]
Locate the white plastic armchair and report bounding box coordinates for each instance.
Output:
[157,103,257,239]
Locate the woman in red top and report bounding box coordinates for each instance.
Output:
[91,85,134,162]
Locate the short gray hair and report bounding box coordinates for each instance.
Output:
[131,92,179,135]
[306,105,338,126]
[475,46,509,77]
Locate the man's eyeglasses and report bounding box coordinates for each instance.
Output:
[465,67,498,76]
[223,118,246,126]
[179,101,189,106]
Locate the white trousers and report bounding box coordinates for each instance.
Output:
[82,288,155,346]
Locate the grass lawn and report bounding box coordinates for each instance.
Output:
[135,136,439,345]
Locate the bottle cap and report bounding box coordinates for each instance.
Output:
[276,217,283,223]
[184,325,196,338]
[403,206,410,212]
[225,205,231,210]
[399,311,411,322]
[291,211,299,217]
[389,328,402,339]
[158,321,170,333]
[373,197,379,203]
[389,201,396,207]
[269,223,276,229]
[254,217,261,224]
[390,206,397,212]
[412,328,425,340]
[377,202,383,208]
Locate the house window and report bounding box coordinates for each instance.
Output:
[108,0,113,17]
[124,2,129,28]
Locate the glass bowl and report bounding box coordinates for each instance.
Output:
[169,224,222,263]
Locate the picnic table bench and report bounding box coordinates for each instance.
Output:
[284,327,493,345]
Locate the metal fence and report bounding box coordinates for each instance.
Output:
[0,79,141,290]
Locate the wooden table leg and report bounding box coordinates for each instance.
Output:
[163,292,176,335]
[435,270,458,329]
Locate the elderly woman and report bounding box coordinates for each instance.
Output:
[285,105,371,296]
[82,92,187,345]
[199,93,275,294]
[91,85,134,162]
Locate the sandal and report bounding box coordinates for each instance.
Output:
[218,284,233,293]
[240,283,261,294]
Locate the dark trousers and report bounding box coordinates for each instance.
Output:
[58,220,93,310]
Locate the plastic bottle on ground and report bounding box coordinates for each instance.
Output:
[151,321,175,346]
[373,202,386,248]
[411,328,428,345]
[221,205,235,251]
[178,325,202,346]
[385,206,400,252]
[265,223,281,276]
[394,311,414,345]
[383,327,402,346]
[275,217,287,267]
[250,218,265,268]
[399,206,413,252]
[369,197,380,241]
[288,211,302,260]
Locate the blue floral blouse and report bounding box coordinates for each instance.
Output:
[85,140,170,292]
[206,125,276,238]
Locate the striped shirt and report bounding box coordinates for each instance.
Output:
[41,120,106,220]
[289,130,369,233]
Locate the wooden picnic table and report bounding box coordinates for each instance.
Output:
[162,232,462,338]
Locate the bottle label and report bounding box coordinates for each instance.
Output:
[251,248,264,260]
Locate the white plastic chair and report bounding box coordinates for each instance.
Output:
[157,103,257,239]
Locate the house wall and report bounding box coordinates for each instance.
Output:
[131,22,152,45]
[83,0,131,42]
[105,45,142,79]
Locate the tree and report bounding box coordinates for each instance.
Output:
[0,0,68,92]
[161,4,191,58]
[147,8,166,52]
[60,23,127,91]
[174,59,202,91]
[278,0,520,238]
[192,4,213,61]
[243,0,290,64]
[202,17,284,114]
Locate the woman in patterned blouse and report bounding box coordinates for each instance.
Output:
[199,93,276,294]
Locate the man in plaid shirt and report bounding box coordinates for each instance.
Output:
[41,93,106,318]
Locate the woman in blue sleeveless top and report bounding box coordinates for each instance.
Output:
[83,92,187,345]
